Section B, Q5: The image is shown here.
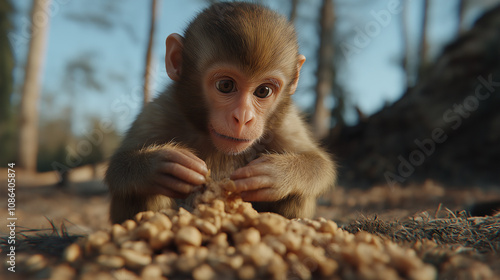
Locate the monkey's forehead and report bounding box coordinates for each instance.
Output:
[183,2,299,74]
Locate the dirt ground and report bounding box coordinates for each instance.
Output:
[2,179,498,232]
[1,179,500,279]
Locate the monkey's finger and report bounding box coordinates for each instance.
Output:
[241,189,280,202]
[158,162,206,186]
[177,149,208,172]
[162,150,208,176]
[232,176,273,192]
[153,174,198,195]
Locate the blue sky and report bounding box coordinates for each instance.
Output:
[10,0,498,135]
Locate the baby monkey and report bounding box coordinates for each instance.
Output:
[105,2,336,224]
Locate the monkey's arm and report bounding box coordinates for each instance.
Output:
[231,106,336,218]
[106,143,206,198]
[230,151,335,200]
[105,100,208,223]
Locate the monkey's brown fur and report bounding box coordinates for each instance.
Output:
[106,3,336,224]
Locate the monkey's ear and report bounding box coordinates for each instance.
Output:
[165,33,184,81]
[289,54,306,95]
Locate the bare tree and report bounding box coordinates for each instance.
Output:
[143,0,158,106]
[18,0,51,173]
[398,1,410,88]
[289,0,299,22]
[312,0,335,139]
[457,0,467,35]
[0,0,14,122]
[417,0,429,81]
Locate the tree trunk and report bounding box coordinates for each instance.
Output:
[0,0,14,122]
[18,0,51,173]
[289,0,299,22]
[143,0,157,106]
[417,0,429,81]
[312,0,335,140]
[457,0,466,35]
[399,1,410,88]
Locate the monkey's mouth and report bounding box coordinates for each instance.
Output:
[210,128,252,143]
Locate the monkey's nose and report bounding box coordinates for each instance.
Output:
[233,110,254,127]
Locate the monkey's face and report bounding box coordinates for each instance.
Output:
[164,3,306,155]
[203,64,287,155]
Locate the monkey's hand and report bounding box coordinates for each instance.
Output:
[146,147,208,199]
[230,154,295,202]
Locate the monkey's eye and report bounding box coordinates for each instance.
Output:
[216,80,235,93]
[254,85,273,98]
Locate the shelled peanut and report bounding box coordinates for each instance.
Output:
[59,179,436,280]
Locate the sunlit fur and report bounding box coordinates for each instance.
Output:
[105,2,336,224]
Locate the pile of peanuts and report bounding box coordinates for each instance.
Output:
[58,179,436,280]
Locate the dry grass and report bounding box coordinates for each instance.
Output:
[343,207,500,279]
[344,206,500,253]
[3,218,83,257]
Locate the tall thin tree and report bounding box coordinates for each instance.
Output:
[289,0,299,22]
[398,1,410,88]
[18,0,51,173]
[312,0,335,139]
[417,0,429,81]
[457,0,467,35]
[0,0,14,122]
[143,0,157,106]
